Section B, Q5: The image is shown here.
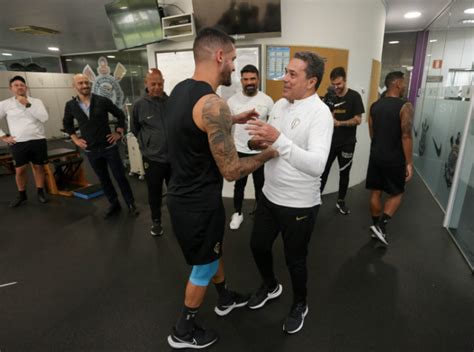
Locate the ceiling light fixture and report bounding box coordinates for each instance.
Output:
[464,8,474,14]
[461,19,474,24]
[404,11,421,19]
[429,39,437,43]
[107,55,116,58]
[9,25,60,35]
[2,53,13,56]
[388,40,400,44]
[120,6,128,10]
[48,46,60,51]
[65,58,72,61]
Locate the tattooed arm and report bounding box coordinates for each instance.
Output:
[194,94,277,182]
[400,102,414,181]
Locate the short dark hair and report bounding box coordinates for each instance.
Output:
[240,64,259,77]
[193,27,235,62]
[9,75,26,86]
[294,51,325,91]
[384,71,404,88]
[330,66,346,81]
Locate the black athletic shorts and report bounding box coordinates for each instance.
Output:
[10,139,48,167]
[167,197,225,265]
[365,158,405,195]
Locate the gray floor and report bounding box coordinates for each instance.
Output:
[0,149,473,351]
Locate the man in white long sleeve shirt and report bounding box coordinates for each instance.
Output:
[245,52,333,334]
[0,76,49,207]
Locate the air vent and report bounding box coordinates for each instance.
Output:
[9,25,60,35]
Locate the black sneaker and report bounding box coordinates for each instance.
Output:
[167,325,218,349]
[283,302,309,334]
[214,291,250,316]
[37,192,48,204]
[127,203,139,217]
[9,194,27,208]
[104,202,121,219]
[151,221,163,236]
[247,283,283,310]
[336,200,350,215]
[369,225,388,245]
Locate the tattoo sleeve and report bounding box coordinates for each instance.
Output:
[202,95,274,181]
[401,103,414,137]
[400,102,414,164]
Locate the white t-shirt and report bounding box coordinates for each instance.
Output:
[0,96,49,142]
[228,91,274,154]
[263,93,333,208]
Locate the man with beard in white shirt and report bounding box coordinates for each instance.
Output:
[227,64,273,230]
[245,51,333,334]
[0,75,49,207]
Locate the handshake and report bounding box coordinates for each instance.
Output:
[245,118,280,151]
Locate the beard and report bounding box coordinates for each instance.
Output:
[244,84,257,96]
[220,66,233,87]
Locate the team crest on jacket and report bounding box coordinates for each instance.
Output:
[291,118,301,129]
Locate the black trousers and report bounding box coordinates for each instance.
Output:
[144,158,170,222]
[86,145,134,205]
[320,143,355,200]
[250,194,319,305]
[233,152,265,213]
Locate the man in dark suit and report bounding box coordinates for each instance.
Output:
[63,74,138,218]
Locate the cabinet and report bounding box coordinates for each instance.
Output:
[162,13,194,41]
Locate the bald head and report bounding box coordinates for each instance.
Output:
[145,68,164,97]
[193,27,235,63]
[73,74,92,97]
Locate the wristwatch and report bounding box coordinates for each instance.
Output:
[25,103,31,108]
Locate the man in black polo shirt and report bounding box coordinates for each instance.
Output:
[320,67,364,215]
[63,74,138,218]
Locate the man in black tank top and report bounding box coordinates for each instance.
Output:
[366,71,414,245]
[165,28,278,350]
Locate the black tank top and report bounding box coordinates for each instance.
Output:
[166,79,223,209]
[369,97,406,166]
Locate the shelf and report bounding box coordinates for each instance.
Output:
[162,13,194,41]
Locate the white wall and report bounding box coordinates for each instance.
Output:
[147,0,386,198]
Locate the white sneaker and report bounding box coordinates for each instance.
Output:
[370,225,388,245]
[229,212,244,230]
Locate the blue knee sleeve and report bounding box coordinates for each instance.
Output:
[189,259,219,286]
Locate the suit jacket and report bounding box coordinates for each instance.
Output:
[63,94,126,151]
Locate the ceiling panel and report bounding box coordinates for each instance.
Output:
[0,0,471,56]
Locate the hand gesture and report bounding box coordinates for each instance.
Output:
[2,135,16,145]
[245,119,280,144]
[17,96,29,106]
[232,108,259,124]
[405,163,413,182]
[73,137,88,150]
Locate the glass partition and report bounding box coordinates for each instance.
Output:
[413,2,474,212]
[448,105,474,269]
[413,0,474,270]
[0,49,61,73]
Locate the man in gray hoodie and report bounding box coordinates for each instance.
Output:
[131,68,169,236]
